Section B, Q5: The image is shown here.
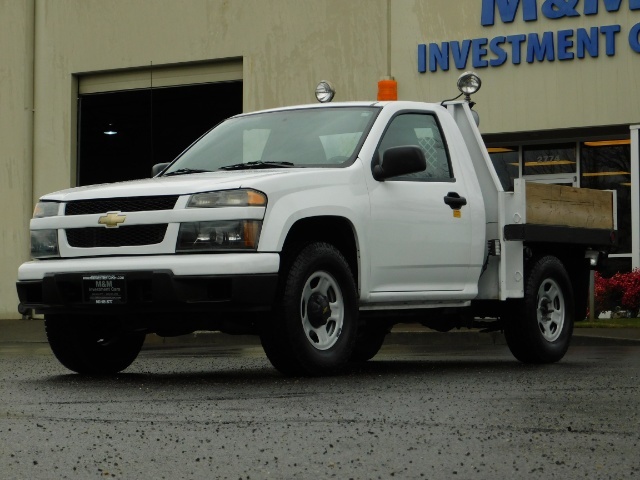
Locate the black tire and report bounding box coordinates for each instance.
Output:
[350,321,391,362]
[504,255,574,364]
[260,242,358,376]
[45,315,145,375]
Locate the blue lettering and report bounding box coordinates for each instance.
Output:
[541,0,580,19]
[418,44,427,72]
[584,0,622,15]
[483,0,640,25]
[489,37,509,66]
[418,0,638,74]
[584,0,640,13]
[629,22,640,52]
[481,0,538,26]
[451,40,472,69]
[600,24,621,55]
[506,34,527,64]
[557,29,574,59]
[472,38,490,67]
[429,43,450,72]
[527,31,555,62]
[577,27,600,58]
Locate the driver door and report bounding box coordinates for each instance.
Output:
[368,112,474,293]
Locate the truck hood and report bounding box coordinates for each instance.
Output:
[41,170,302,201]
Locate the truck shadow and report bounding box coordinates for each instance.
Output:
[38,353,587,390]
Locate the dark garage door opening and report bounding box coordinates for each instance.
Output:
[77,81,242,186]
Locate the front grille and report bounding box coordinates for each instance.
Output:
[65,196,179,216]
[66,224,168,248]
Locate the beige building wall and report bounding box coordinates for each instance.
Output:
[2,0,639,318]
[0,1,34,319]
[31,0,387,199]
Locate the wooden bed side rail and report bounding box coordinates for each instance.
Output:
[525,182,615,230]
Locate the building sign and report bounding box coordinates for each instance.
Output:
[418,0,640,73]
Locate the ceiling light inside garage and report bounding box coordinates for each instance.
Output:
[103,123,118,135]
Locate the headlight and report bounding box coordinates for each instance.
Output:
[176,220,262,252]
[31,229,60,259]
[33,201,60,218]
[187,189,266,208]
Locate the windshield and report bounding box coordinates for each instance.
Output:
[163,106,380,174]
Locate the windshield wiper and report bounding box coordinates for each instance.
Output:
[219,161,295,171]
[163,168,211,177]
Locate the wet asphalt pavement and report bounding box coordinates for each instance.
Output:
[1,342,639,479]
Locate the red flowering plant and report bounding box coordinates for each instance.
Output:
[594,269,640,317]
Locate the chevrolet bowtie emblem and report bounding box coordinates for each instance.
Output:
[98,212,126,228]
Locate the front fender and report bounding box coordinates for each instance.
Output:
[255,166,370,253]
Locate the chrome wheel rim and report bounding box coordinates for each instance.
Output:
[300,270,344,351]
[536,278,565,342]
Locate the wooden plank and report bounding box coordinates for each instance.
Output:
[525,182,614,229]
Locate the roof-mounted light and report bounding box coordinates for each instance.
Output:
[377,77,398,101]
[457,72,482,101]
[315,80,335,103]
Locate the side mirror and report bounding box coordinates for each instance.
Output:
[372,146,426,181]
[151,162,170,177]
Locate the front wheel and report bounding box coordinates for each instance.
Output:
[45,315,145,374]
[504,255,574,364]
[260,242,358,376]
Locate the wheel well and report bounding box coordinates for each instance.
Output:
[524,243,588,271]
[281,216,359,286]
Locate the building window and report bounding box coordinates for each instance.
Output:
[580,140,632,254]
[488,146,519,191]
[523,143,576,176]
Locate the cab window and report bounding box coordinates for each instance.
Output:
[377,113,452,181]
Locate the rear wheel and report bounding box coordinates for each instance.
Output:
[504,255,574,363]
[260,242,358,376]
[45,315,145,374]
[350,321,391,362]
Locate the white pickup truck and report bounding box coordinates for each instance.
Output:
[17,74,617,376]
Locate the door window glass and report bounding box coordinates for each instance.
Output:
[377,113,452,180]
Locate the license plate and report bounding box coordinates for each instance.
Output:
[82,274,127,304]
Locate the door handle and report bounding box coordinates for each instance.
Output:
[444,192,467,209]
